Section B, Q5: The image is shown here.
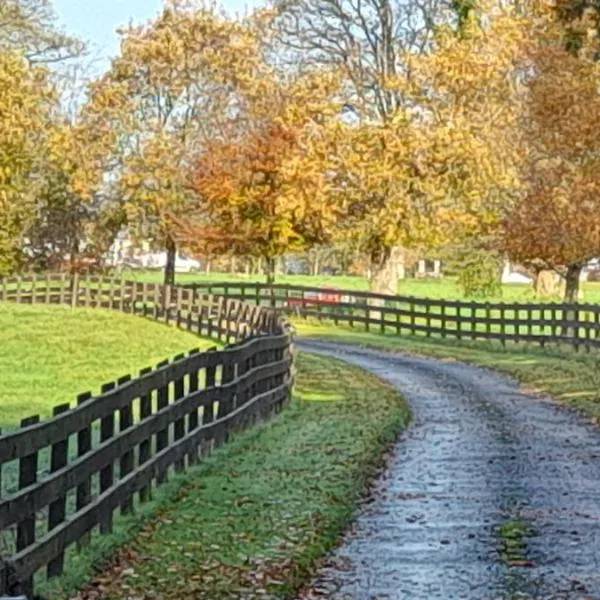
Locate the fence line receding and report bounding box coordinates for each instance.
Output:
[0,274,294,598]
[182,281,599,351]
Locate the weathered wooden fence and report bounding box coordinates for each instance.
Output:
[0,274,294,598]
[182,281,600,351]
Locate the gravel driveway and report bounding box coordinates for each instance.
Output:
[297,340,600,600]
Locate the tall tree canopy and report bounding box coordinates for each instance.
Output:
[182,68,342,281]
[269,0,456,292]
[0,0,83,63]
[0,51,58,275]
[501,5,600,301]
[315,1,526,294]
[271,0,526,293]
[79,0,270,284]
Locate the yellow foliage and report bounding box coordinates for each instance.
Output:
[327,2,527,262]
[0,50,56,273]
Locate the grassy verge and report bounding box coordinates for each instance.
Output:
[48,352,409,600]
[293,320,600,423]
[0,303,214,430]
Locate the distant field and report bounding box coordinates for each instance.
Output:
[120,270,600,303]
[0,303,213,430]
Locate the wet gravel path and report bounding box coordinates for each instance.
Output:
[297,340,600,600]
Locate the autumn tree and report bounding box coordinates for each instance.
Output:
[272,0,526,295]
[0,1,87,275]
[22,117,126,274]
[501,6,600,303]
[79,0,265,284]
[321,3,525,296]
[270,0,457,292]
[0,50,59,275]
[183,69,342,283]
[0,0,84,64]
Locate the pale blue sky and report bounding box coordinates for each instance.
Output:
[53,0,263,72]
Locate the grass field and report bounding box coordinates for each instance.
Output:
[3,285,599,598]
[293,320,600,422]
[119,269,600,303]
[38,352,410,600]
[0,303,214,430]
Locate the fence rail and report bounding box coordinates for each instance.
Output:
[182,281,599,351]
[0,274,294,598]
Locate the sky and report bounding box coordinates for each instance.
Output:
[53,0,263,73]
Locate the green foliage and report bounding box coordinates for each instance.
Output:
[456,256,503,298]
[448,239,503,298]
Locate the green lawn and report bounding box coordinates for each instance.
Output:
[293,320,600,423]
[0,303,213,430]
[119,269,600,303]
[38,352,409,600]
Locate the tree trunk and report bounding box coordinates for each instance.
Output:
[265,257,276,284]
[229,255,237,274]
[205,258,211,274]
[562,263,583,338]
[164,236,176,286]
[534,269,564,298]
[370,245,403,295]
[564,263,582,303]
[369,245,403,320]
[69,237,79,276]
[340,249,351,274]
[311,254,320,276]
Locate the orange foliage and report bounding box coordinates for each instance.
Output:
[501,12,600,299]
[175,68,341,279]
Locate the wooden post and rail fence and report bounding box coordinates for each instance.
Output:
[0,274,294,598]
[182,281,600,351]
[0,273,597,597]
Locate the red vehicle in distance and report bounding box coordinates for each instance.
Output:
[286,288,350,309]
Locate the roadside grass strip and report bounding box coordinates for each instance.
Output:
[35,352,410,599]
[294,320,600,422]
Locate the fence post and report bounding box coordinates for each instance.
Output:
[99,381,116,534]
[70,273,79,308]
[47,403,71,578]
[203,350,217,456]
[156,359,170,484]
[173,354,186,473]
[30,273,36,305]
[15,276,22,304]
[162,283,172,316]
[187,349,201,464]
[118,374,134,515]
[76,391,93,550]
[44,273,51,304]
[16,415,40,598]
[138,366,154,504]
